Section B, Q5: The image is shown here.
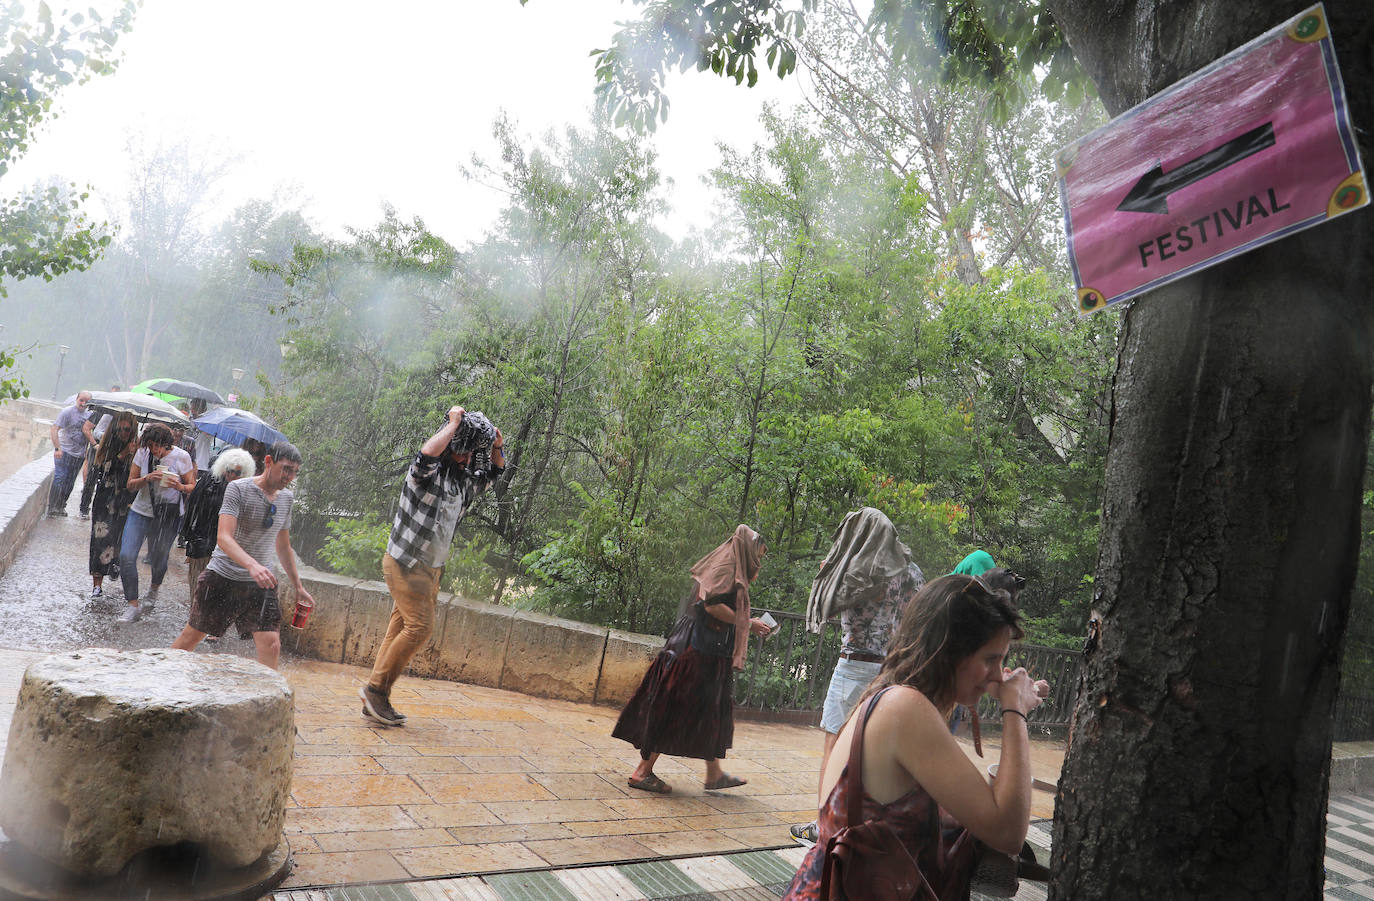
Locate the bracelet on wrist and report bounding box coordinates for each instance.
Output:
[1001,708,1028,721]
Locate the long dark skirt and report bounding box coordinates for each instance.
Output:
[613,646,734,761]
[88,457,133,578]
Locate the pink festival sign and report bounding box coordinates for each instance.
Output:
[1058,4,1368,315]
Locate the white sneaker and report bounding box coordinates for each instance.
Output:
[117,604,141,624]
[142,587,158,612]
[90,586,103,599]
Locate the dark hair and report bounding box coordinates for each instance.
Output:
[979,567,1026,603]
[95,412,137,465]
[139,424,174,450]
[860,574,1023,712]
[267,441,302,465]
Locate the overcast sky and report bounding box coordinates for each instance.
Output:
[10,0,808,246]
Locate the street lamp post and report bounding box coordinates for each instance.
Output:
[51,345,70,401]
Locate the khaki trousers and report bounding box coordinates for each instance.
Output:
[368,554,440,695]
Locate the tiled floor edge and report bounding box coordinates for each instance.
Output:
[279,842,799,893]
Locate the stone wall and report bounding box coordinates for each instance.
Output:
[0,397,61,484]
[279,572,661,707]
[0,455,52,580]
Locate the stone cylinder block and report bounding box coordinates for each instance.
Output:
[0,648,294,879]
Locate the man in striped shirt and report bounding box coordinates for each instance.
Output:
[359,405,505,726]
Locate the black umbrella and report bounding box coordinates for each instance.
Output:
[86,392,193,428]
[142,379,226,405]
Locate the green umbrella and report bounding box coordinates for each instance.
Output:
[130,377,186,405]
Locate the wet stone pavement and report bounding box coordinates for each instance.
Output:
[0,488,296,662]
[6,485,1374,899]
[0,484,1069,898]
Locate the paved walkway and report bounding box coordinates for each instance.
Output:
[5,496,1373,898]
[0,496,1065,891]
[0,645,1060,894]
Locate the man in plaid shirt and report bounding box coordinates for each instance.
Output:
[360,405,506,726]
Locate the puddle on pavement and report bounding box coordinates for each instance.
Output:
[0,499,258,663]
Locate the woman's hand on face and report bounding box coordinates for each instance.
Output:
[995,667,1047,716]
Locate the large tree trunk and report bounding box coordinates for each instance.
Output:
[1044,1,1374,897]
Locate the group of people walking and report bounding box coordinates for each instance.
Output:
[47,390,313,672]
[603,505,1049,898]
[51,388,1053,894]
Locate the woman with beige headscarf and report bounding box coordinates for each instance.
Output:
[613,524,772,794]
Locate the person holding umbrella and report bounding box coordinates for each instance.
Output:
[180,447,256,605]
[116,424,196,623]
[87,412,138,599]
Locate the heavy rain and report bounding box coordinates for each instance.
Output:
[1,1,1373,900]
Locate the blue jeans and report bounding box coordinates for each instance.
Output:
[821,657,883,733]
[120,508,181,601]
[48,452,83,512]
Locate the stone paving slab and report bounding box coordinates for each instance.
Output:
[0,644,1058,891]
[266,793,1374,901]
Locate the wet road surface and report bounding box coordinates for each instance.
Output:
[0,488,261,662]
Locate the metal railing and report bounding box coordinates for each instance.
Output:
[735,607,1082,729]
[1334,693,1374,742]
[734,608,840,724]
[974,642,1081,729]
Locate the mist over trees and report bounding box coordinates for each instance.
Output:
[239,86,1116,649]
[0,1,138,399]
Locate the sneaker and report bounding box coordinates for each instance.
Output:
[117,604,141,624]
[358,686,404,726]
[79,511,90,520]
[90,586,103,599]
[789,822,818,847]
[143,587,159,612]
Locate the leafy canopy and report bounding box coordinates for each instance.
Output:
[0,1,138,397]
[516,0,1087,130]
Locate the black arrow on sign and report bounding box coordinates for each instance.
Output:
[1117,122,1276,214]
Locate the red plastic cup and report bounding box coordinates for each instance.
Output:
[290,597,314,628]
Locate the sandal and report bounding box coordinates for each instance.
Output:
[628,773,672,794]
[704,773,747,790]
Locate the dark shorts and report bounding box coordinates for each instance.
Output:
[190,569,282,639]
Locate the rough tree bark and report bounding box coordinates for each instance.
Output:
[1044,1,1374,898]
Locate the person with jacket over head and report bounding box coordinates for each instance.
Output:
[358,405,505,726]
[613,525,774,795]
[789,507,925,845]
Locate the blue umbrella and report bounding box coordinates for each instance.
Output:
[192,406,287,447]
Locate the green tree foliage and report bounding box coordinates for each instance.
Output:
[574,0,1087,131]
[0,1,137,397]
[2,188,316,396]
[247,105,1108,646]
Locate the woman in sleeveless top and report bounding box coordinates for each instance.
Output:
[613,525,773,793]
[783,574,1050,900]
